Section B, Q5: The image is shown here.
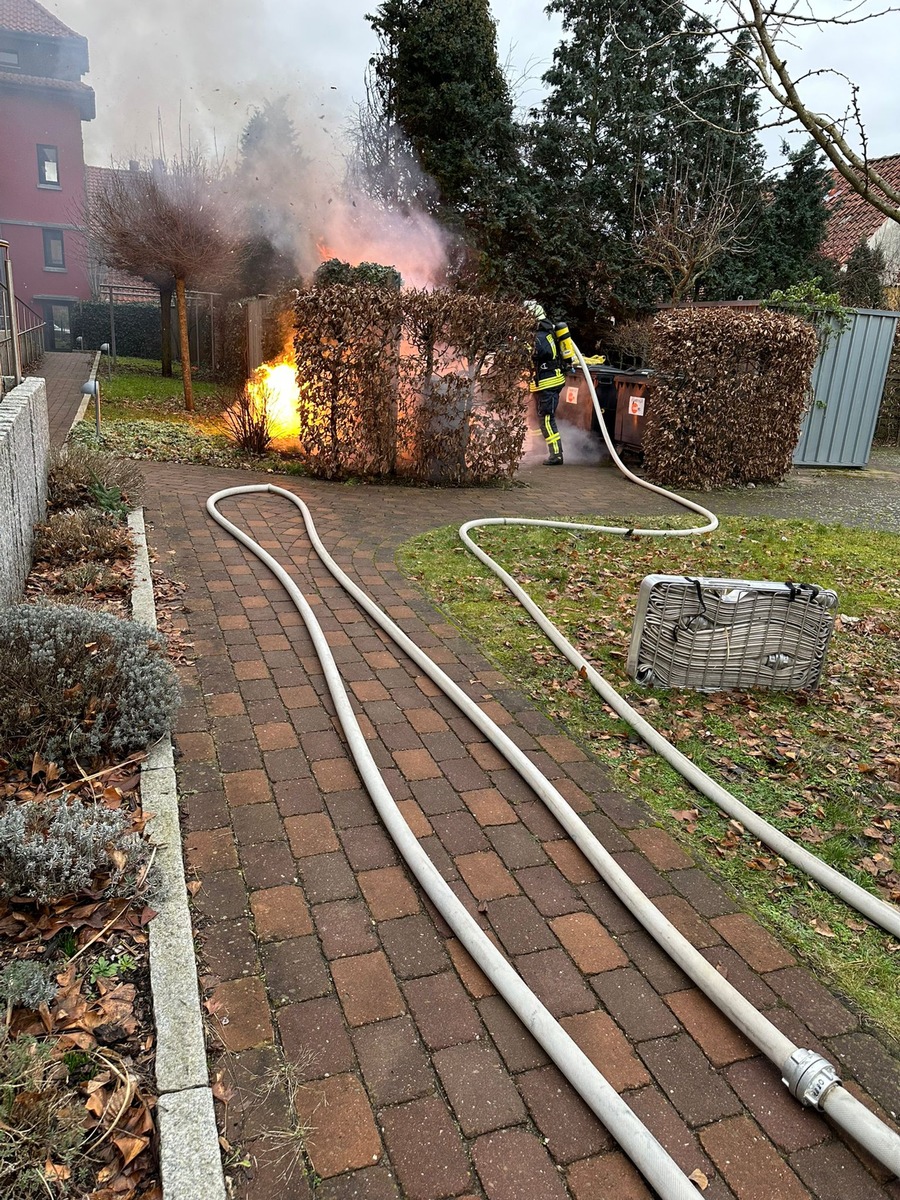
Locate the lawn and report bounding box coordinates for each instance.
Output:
[398,515,900,1038]
[97,357,221,424]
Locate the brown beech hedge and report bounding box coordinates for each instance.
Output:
[644,307,819,490]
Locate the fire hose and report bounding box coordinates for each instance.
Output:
[206,349,900,1194]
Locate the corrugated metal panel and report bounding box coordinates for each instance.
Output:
[794,308,899,467]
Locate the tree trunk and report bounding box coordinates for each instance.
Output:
[160,283,174,377]
[175,276,193,412]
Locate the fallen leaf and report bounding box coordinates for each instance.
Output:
[689,1167,709,1190]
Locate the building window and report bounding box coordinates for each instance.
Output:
[42,228,65,270]
[0,48,19,69]
[37,145,60,187]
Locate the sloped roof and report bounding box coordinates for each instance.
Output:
[0,68,94,117]
[823,155,900,264]
[0,0,80,39]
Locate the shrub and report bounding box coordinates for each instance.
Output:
[223,383,273,454]
[47,443,144,513]
[292,286,532,483]
[0,604,180,768]
[0,961,57,1011]
[32,508,132,565]
[0,793,145,902]
[644,308,820,490]
[50,562,129,598]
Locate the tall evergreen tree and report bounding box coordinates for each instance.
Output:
[838,239,886,309]
[527,1,765,320]
[366,0,533,289]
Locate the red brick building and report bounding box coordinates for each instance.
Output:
[0,0,95,348]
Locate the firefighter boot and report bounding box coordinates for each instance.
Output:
[544,449,564,466]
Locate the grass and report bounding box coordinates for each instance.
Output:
[97,358,220,425]
[398,515,900,1038]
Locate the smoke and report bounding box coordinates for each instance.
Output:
[521,411,610,468]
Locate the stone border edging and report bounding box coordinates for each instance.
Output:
[128,508,226,1200]
[67,350,101,437]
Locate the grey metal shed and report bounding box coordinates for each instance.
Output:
[793,307,899,467]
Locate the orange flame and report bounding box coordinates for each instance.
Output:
[245,357,302,439]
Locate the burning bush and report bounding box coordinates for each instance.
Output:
[290,285,531,483]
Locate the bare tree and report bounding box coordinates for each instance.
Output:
[635,162,751,301]
[85,156,242,410]
[675,0,900,223]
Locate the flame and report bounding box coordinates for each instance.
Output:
[246,358,302,439]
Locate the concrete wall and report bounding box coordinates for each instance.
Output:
[0,377,49,606]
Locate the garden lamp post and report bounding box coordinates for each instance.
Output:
[81,378,101,438]
[100,342,111,379]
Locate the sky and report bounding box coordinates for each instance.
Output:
[42,0,900,171]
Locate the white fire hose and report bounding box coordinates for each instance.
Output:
[206,348,900,1193]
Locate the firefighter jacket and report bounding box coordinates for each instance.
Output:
[530,319,575,392]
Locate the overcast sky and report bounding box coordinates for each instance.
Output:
[45,0,899,168]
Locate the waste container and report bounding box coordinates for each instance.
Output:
[557,364,618,433]
[614,371,652,452]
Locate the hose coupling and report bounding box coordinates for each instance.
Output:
[782,1048,841,1108]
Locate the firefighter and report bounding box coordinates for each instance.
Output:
[527,301,575,466]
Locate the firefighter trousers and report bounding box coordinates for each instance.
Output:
[536,387,563,461]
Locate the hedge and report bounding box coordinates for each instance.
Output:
[72,302,163,359]
[644,308,820,489]
[292,286,532,484]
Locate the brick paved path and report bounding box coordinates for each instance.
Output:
[142,460,900,1200]
[34,349,95,446]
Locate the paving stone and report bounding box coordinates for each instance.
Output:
[518,1064,611,1161]
[567,1152,654,1199]
[487,895,558,955]
[465,788,518,826]
[380,913,450,978]
[626,1085,720,1186]
[395,798,432,838]
[404,972,484,1050]
[410,777,465,816]
[666,989,757,1067]
[446,937,497,999]
[515,948,595,1018]
[353,1015,434,1106]
[668,867,739,918]
[456,850,519,901]
[638,1034,743,1127]
[515,799,566,840]
[433,1041,526,1136]
[314,898,379,959]
[277,996,356,1080]
[185,828,238,873]
[472,1127,568,1200]
[341,825,400,871]
[612,851,673,898]
[326,788,379,829]
[285,812,340,858]
[223,769,273,806]
[201,918,259,981]
[764,967,858,1038]
[332,951,405,1027]
[299,852,359,902]
[296,1074,382,1179]
[544,839,600,884]
[593,968,681,1041]
[724,1057,829,1152]
[240,841,297,889]
[358,866,420,920]
[711,913,795,972]
[431,810,489,855]
[628,826,694,870]
[698,945,778,1010]
[700,1115,811,1200]
[516,864,584,917]
[560,1010,650,1091]
[262,936,331,1006]
[618,930,690,995]
[381,1096,474,1200]
[313,757,362,792]
[581,810,634,854]
[209,977,274,1051]
[485,823,547,869]
[316,1166,401,1200]
[192,869,248,921]
[580,881,642,935]
[231,802,285,845]
[653,894,721,948]
[393,747,442,781]
[550,912,628,974]
[790,1139,889,1200]
[828,1032,900,1117]
[250,885,313,941]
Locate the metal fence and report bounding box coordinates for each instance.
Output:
[0,275,45,389]
[794,307,900,467]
